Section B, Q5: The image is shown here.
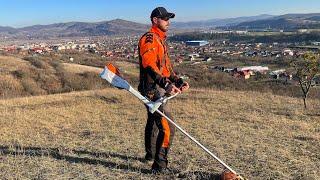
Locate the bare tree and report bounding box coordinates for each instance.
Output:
[291,53,320,109]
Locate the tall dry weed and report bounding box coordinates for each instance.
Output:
[0,75,24,98]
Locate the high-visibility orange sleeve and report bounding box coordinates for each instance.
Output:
[139,35,162,75]
[139,33,172,89]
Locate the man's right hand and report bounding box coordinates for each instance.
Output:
[165,83,181,96]
[180,82,189,92]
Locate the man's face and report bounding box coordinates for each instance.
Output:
[153,17,170,32]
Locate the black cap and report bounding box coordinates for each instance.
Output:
[150,7,175,19]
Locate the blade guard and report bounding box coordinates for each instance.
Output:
[100,63,130,90]
[221,170,247,180]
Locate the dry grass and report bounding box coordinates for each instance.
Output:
[62,63,103,74]
[112,61,139,78]
[0,88,318,179]
[0,55,107,98]
[0,56,30,72]
[0,75,25,98]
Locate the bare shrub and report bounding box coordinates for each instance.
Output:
[79,71,105,90]
[0,51,8,56]
[12,69,29,79]
[31,69,60,93]
[23,56,50,69]
[45,51,108,67]
[0,75,24,98]
[59,72,84,92]
[49,61,62,70]
[58,71,104,92]
[21,78,46,96]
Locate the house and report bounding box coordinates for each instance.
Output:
[203,57,212,62]
[188,53,200,61]
[30,47,44,54]
[298,29,309,33]
[191,62,201,65]
[58,46,66,51]
[222,50,230,55]
[186,40,209,47]
[233,70,251,79]
[245,51,258,57]
[4,46,16,52]
[269,69,285,78]
[311,42,320,46]
[175,57,183,63]
[271,51,281,57]
[223,68,234,73]
[269,69,292,80]
[235,30,248,34]
[237,66,269,74]
[282,49,294,56]
[311,75,320,86]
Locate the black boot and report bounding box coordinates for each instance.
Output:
[151,164,173,174]
[151,148,168,173]
[145,152,153,161]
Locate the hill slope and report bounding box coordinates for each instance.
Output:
[0,88,318,179]
[172,14,274,29]
[232,13,320,30]
[0,19,148,39]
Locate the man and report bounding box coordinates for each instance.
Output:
[138,7,189,173]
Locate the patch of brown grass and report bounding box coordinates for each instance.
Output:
[0,75,25,98]
[0,55,106,98]
[62,63,103,74]
[0,88,318,179]
[0,56,30,72]
[21,78,47,95]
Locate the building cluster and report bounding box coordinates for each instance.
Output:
[215,42,303,58]
[212,65,293,81]
[195,41,319,59]
[0,41,99,55]
[0,36,139,60]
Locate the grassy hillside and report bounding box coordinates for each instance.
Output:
[0,55,107,98]
[0,88,318,179]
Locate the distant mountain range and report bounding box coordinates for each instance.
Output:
[1,13,320,40]
[232,13,320,30]
[171,14,275,29]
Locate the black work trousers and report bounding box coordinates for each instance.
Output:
[144,102,175,169]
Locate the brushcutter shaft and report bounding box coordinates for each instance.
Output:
[154,109,238,175]
[127,86,239,174]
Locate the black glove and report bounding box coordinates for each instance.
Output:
[174,78,184,89]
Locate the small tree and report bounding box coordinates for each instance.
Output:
[291,52,320,109]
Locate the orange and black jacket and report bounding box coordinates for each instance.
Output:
[138,26,183,96]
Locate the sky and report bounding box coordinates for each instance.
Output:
[1,0,320,28]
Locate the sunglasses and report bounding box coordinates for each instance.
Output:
[158,17,170,21]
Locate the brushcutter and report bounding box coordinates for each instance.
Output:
[100,63,246,180]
